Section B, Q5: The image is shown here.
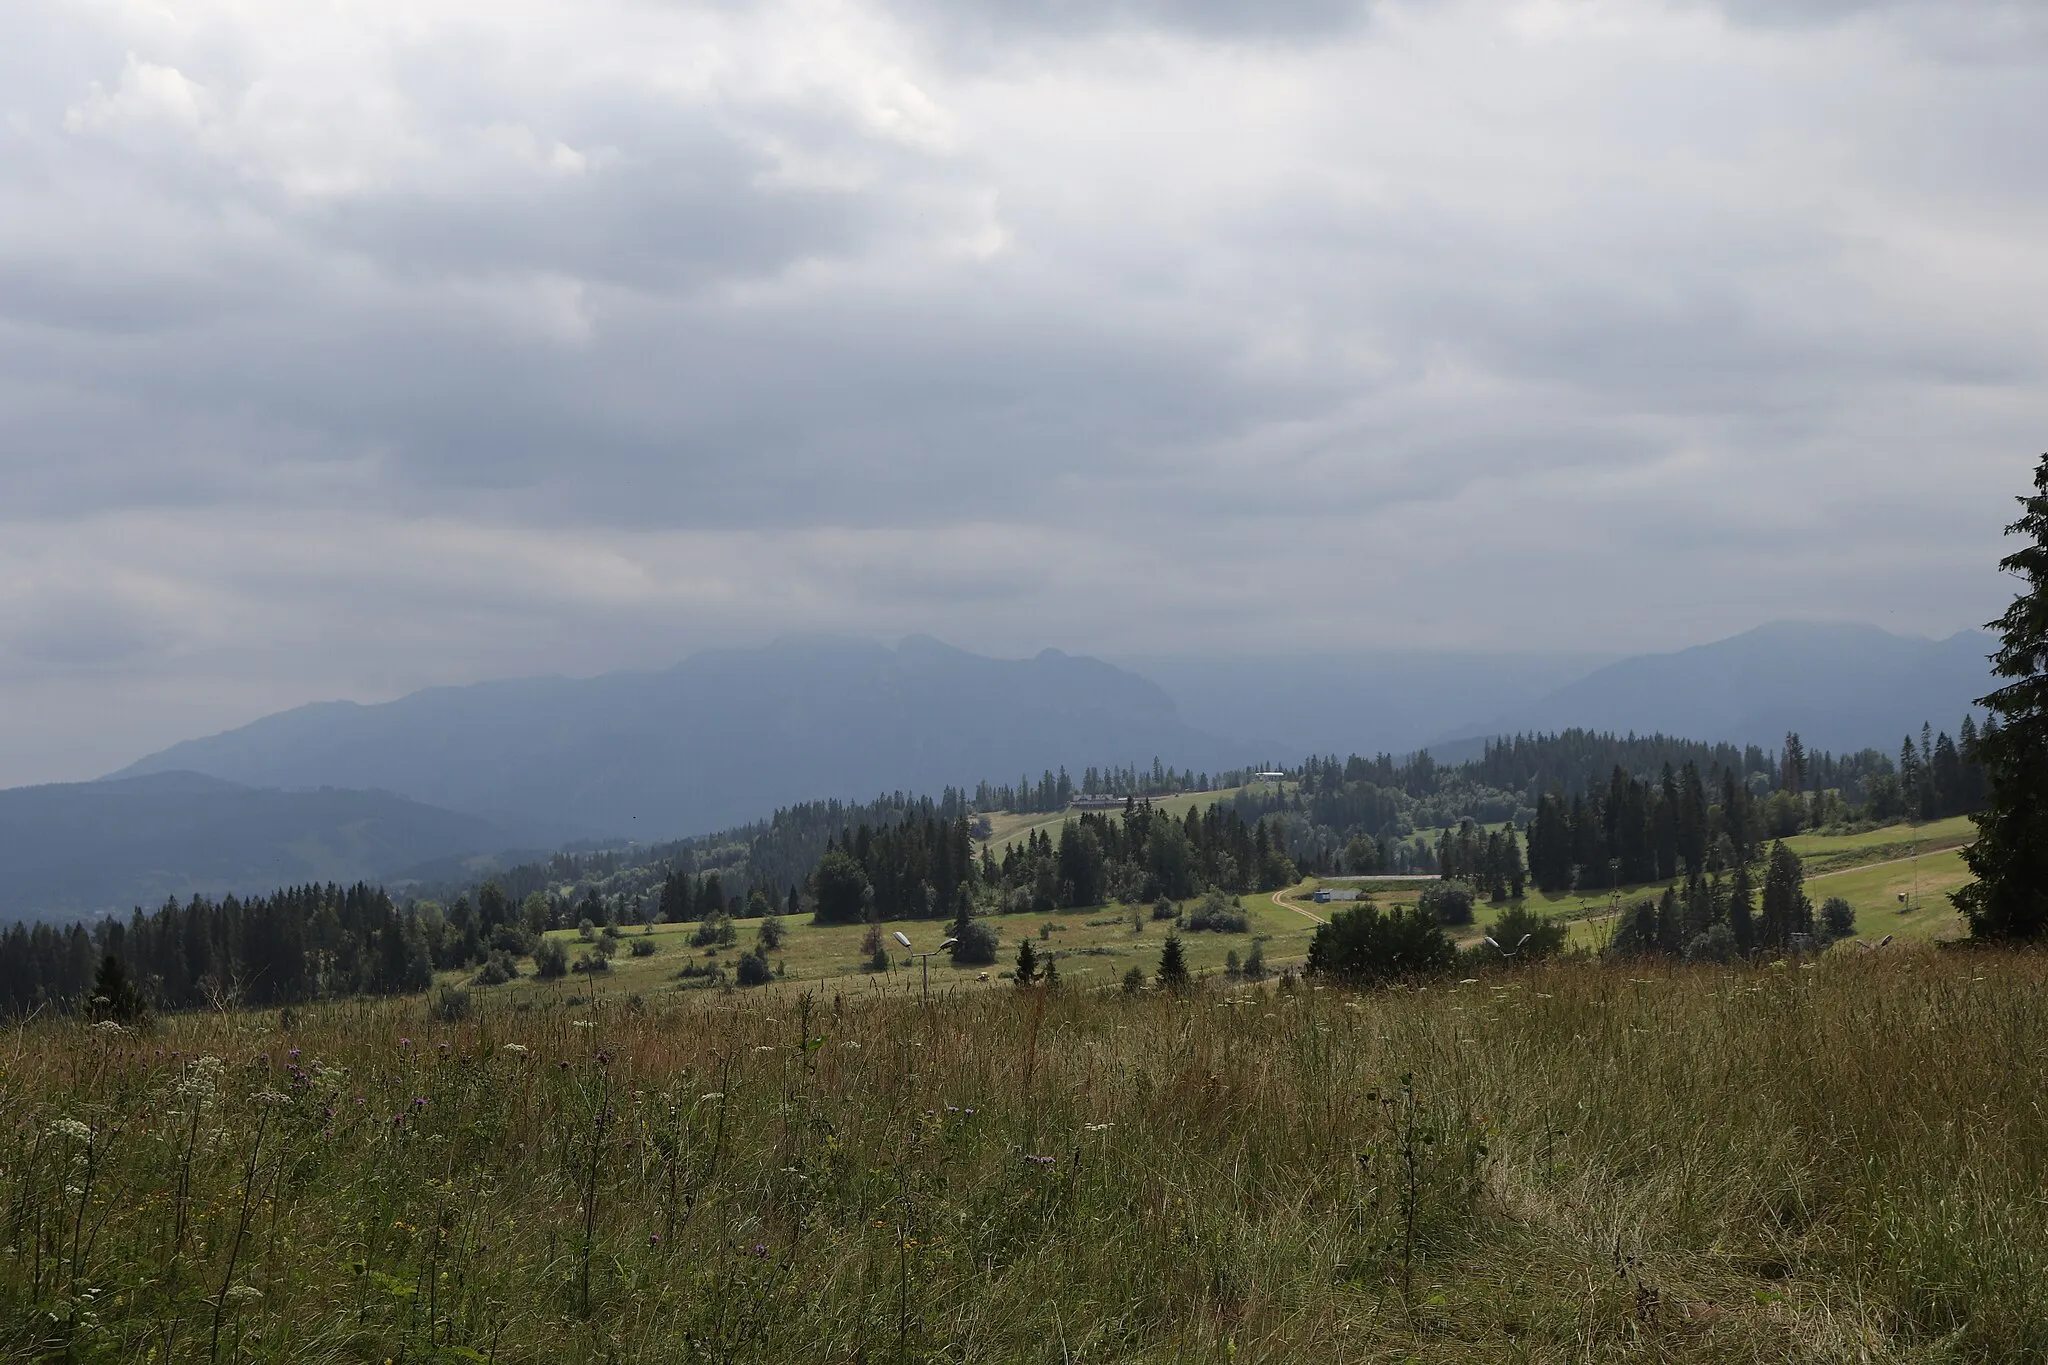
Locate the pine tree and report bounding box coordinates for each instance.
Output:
[1728,862,1756,957]
[1156,933,1189,992]
[1956,455,2048,940]
[1014,938,1040,987]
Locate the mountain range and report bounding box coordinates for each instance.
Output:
[0,621,1995,919]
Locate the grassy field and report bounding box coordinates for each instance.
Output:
[493,892,1326,1008]
[981,785,1281,854]
[7,948,2047,1362]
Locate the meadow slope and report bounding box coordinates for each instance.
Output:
[4,948,2045,1362]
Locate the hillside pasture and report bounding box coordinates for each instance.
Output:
[9,949,2048,1361]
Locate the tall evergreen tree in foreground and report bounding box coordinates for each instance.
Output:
[1956,455,2048,941]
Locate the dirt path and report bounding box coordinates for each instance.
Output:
[1269,886,1328,926]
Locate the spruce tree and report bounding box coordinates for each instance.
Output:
[1156,933,1189,992]
[1956,455,2048,940]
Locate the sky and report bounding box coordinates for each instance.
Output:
[2,0,2045,787]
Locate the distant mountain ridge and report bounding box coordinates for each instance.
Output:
[0,773,513,919]
[112,635,1265,843]
[1432,621,1992,756]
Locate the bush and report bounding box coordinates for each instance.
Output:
[1418,882,1476,927]
[1480,905,1566,964]
[572,950,611,975]
[950,918,1000,966]
[1243,940,1267,981]
[628,937,658,958]
[473,950,522,986]
[533,938,569,980]
[1151,897,1178,922]
[1121,965,1146,993]
[431,987,471,1022]
[1305,904,1454,984]
[1820,896,1857,940]
[735,949,772,987]
[757,914,785,951]
[489,923,534,957]
[577,918,596,942]
[1183,888,1249,933]
[1685,923,1738,964]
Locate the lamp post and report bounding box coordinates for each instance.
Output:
[896,932,959,1003]
[1484,933,1534,962]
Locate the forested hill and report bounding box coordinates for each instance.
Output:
[112,635,1264,840]
[0,773,512,921]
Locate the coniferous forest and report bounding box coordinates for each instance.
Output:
[0,718,1986,1015]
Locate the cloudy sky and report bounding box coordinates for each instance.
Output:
[2,0,2044,785]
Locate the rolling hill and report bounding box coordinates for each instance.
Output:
[0,771,514,919]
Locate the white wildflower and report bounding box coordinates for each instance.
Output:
[222,1284,263,1306]
[501,1044,529,1055]
[47,1118,94,1145]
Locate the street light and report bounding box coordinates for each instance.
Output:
[897,932,959,1003]
[1484,933,1534,962]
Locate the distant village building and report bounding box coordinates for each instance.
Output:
[1312,888,1363,903]
[1069,793,1126,810]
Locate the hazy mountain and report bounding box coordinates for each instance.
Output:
[1114,651,1615,760]
[1435,621,1993,755]
[113,635,1263,841]
[0,771,512,920]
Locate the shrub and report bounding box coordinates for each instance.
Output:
[431,986,471,1022]
[473,950,522,986]
[1418,882,1476,927]
[533,938,569,980]
[577,918,596,941]
[757,914,785,951]
[735,949,772,987]
[1685,923,1738,964]
[572,950,611,975]
[1224,948,1242,977]
[628,938,658,958]
[601,922,621,941]
[1015,939,1041,987]
[1820,896,1857,940]
[489,923,534,956]
[1183,888,1249,933]
[1121,965,1146,993]
[1306,904,1454,984]
[866,945,890,973]
[950,918,1000,966]
[1243,940,1268,981]
[1151,897,1178,922]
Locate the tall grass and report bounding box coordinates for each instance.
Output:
[3,949,2045,1361]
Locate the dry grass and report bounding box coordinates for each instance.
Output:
[4,947,2046,1362]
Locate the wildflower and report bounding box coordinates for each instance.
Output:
[699,1092,725,1101]
[752,1243,769,1258]
[1084,1122,1114,1132]
[47,1118,94,1145]
[222,1284,263,1307]
[92,1020,125,1035]
[399,1038,411,1048]
[502,1044,528,1055]
[649,1234,660,1247]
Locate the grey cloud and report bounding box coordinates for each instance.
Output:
[0,0,2042,786]
[882,0,1375,43]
